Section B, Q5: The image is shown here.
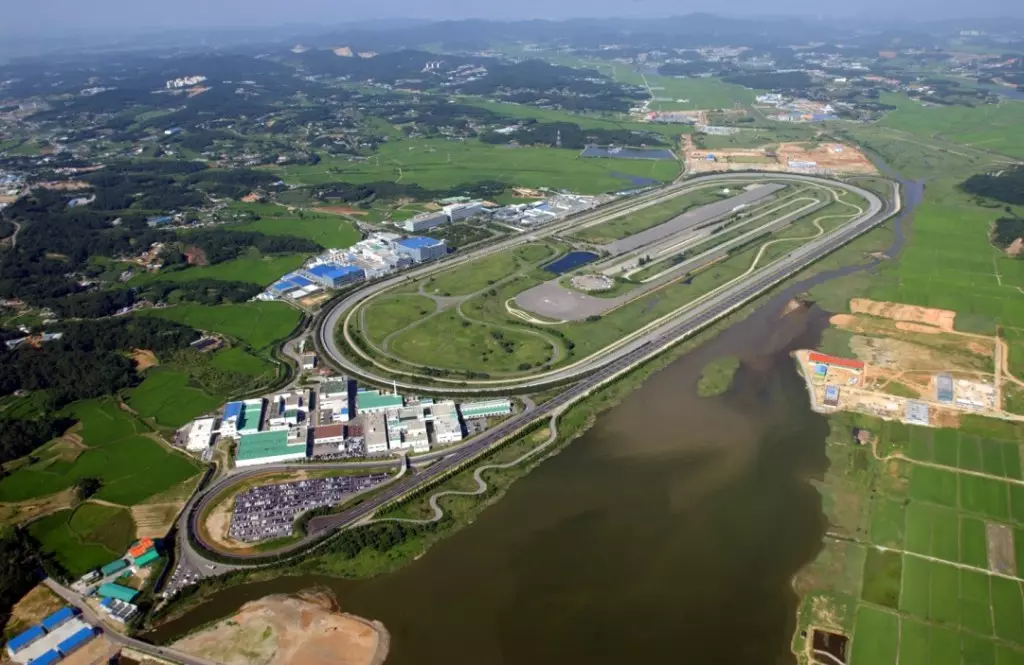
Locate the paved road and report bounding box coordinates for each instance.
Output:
[42,579,217,665]
[319,173,888,393]
[182,175,897,565]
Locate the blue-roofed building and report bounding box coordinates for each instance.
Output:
[269,278,300,296]
[7,625,45,655]
[41,607,78,632]
[27,649,62,665]
[393,236,447,263]
[302,263,365,288]
[57,627,96,656]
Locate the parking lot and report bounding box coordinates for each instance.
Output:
[229,474,390,543]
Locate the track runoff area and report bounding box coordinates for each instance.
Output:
[187,174,896,564]
[327,172,895,393]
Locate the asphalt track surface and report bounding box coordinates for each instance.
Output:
[186,173,897,565]
[319,172,888,392]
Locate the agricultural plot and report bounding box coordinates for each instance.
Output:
[133,251,308,287]
[125,367,223,429]
[0,399,201,505]
[231,206,361,249]
[276,138,681,194]
[139,302,301,350]
[796,411,1024,665]
[28,503,136,577]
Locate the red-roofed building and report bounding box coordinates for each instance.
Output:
[808,352,865,371]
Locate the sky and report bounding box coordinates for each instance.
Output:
[4,0,1024,37]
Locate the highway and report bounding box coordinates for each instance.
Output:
[182,173,898,566]
[319,172,889,393]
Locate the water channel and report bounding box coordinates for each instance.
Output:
[149,178,924,664]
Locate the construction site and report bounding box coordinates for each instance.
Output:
[795,299,1020,427]
[683,139,878,176]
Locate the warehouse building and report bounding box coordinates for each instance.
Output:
[236,429,308,467]
[459,399,513,419]
[403,211,448,233]
[302,263,365,288]
[443,201,487,222]
[56,627,96,657]
[356,389,404,414]
[100,558,128,577]
[364,412,390,454]
[937,373,954,403]
[429,401,464,445]
[313,423,346,446]
[7,626,45,658]
[319,379,351,422]
[98,583,138,603]
[268,392,310,430]
[393,236,447,263]
[269,273,314,297]
[8,610,94,665]
[186,417,216,451]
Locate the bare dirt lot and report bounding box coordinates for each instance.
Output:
[849,298,957,332]
[131,349,160,371]
[5,584,65,635]
[318,206,369,216]
[172,591,387,665]
[684,139,877,175]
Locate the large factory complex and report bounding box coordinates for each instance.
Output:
[181,371,513,467]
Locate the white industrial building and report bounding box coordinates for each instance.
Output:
[318,379,351,422]
[364,412,390,454]
[403,211,449,233]
[385,405,430,454]
[429,401,464,445]
[267,392,310,430]
[443,201,487,222]
[185,417,216,451]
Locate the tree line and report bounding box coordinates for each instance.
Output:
[962,167,1024,206]
[480,121,666,150]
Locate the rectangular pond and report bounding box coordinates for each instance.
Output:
[544,251,599,275]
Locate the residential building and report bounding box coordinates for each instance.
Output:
[403,211,448,233]
[186,417,216,451]
[236,430,308,467]
[429,400,463,445]
[302,263,365,288]
[459,399,513,419]
[364,412,390,454]
[356,389,403,414]
[393,236,447,263]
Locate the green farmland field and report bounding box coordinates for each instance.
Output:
[133,251,308,287]
[0,399,201,505]
[28,503,136,577]
[139,302,301,350]
[230,204,361,248]
[277,138,681,194]
[125,367,223,428]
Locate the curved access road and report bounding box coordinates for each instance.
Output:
[318,172,893,394]
[186,174,899,564]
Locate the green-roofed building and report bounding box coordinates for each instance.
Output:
[100,558,128,576]
[237,399,265,435]
[356,390,403,414]
[459,399,513,420]
[133,549,160,568]
[236,430,307,468]
[98,583,138,603]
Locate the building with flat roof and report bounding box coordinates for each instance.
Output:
[403,211,448,233]
[319,380,351,422]
[937,373,954,403]
[443,201,487,222]
[356,390,403,414]
[459,399,513,419]
[186,417,216,451]
[429,401,463,445]
[364,412,389,454]
[236,430,308,467]
[393,236,447,263]
[98,583,138,603]
[385,406,430,454]
[301,352,317,370]
[313,424,346,445]
[303,263,365,288]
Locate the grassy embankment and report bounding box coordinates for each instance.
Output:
[791,97,1024,665]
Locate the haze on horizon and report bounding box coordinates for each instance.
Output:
[4,0,1024,39]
